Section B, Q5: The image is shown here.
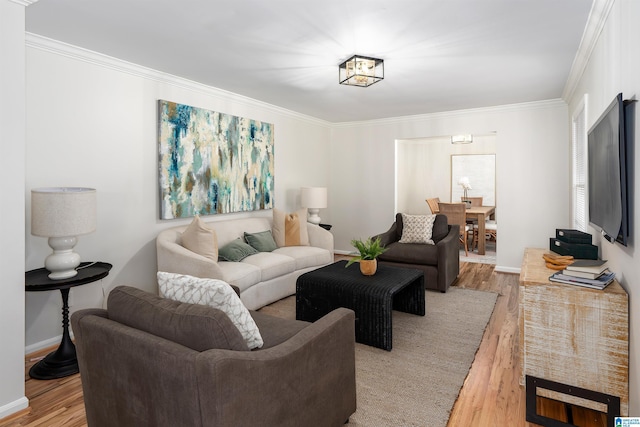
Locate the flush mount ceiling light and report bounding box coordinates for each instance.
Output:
[451,134,473,144]
[339,55,384,87]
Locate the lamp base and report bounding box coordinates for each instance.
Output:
[45,236,81,280]
[307,208,321,225]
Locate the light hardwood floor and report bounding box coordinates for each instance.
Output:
[1,261,604,427]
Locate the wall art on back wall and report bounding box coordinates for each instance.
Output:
[158,100,274,219]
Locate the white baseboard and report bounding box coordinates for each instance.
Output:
[495,265,521,274]
[0,396,29,421]
[333,250,353,256]
[25,335,62,355]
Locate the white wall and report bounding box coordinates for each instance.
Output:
[329,101,571,271]
[24,36,331,349]
[0,0,28,419]
[566,0,640,414]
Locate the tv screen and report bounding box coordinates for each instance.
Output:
[587,93,629,246]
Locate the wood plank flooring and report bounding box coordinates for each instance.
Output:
[1,260,606,427]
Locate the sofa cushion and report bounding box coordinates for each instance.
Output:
[272,208,310,247]
[378,241,439,265]
[250,310,310,349]
[241,252,297,282]
[181,215,218,261]
[244,230,278,252]
[398,213,437,244]
[217,262,262,292]
[107,285,249,352]
[273,246,333,270]
[157,272,263,349]
[218,238,259,262]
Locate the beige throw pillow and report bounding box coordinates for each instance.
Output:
[399,213,437,245]
[181,215,218,261]
[272,208,310,247]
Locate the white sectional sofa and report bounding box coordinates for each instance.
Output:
[156,215,334,310]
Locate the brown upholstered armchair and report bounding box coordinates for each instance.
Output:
[71,286,356,427]
[372,213,460,292]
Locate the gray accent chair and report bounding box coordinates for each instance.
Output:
[372,213,460,293]
[71,286,356,427]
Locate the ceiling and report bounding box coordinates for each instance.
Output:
[25,0,594,123]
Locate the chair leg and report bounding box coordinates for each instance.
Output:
[473,228,479,251]
[470,229,476,252]
[460,234,468,256]
[464,237,468,256]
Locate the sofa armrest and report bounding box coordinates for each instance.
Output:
[372,222,399,247]
[156,231,224,280]
[436,224,460,292]
[306,222,334,253]
[196,308,356,426]
[71,308,108,344]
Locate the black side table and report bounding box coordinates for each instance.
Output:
[25,261,112,380]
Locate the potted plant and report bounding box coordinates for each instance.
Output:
[345,237,387,275]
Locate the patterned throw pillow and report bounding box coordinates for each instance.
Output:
[157,272,264,349]
[272,208,310,247]
[181,215,218,261]
[399,213,437,245]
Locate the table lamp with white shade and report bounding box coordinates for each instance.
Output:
[31,187,97,280]
[300,187,327,225]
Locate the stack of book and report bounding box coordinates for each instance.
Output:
[549,259,614,290]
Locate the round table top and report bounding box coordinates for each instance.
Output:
[25,262,112,291]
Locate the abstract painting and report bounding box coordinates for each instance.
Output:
[158,100,274,219]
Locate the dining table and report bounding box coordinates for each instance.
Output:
[465,205,496,255]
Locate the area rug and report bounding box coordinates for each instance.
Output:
[460,249,496,265]
[259,286,498,427]
[460,240,497,264]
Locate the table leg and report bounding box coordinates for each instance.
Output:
[29,288,79,380]
[392,275,425,316]
[477,213,487,255]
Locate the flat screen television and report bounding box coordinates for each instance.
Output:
[587,93,633,246]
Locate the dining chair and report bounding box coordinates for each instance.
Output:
[426,197,440,214]
[473,219,497,251]
[461,196,483,230]
[461,196,483,207]
[438,202,469,256]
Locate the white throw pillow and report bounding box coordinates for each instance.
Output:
[399,213,437,245]
[157,272,263,349]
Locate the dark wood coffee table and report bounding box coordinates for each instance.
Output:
[296,260,425,351]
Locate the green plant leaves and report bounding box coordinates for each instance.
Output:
[345,237,387,268]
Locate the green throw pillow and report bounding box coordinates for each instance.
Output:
[218,238,259,262]
[244,230,278,252]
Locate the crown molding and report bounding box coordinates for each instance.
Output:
[25,33,331,128]
[562,0,616,102]
[9,0,38,6]
[332,99,567,129]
